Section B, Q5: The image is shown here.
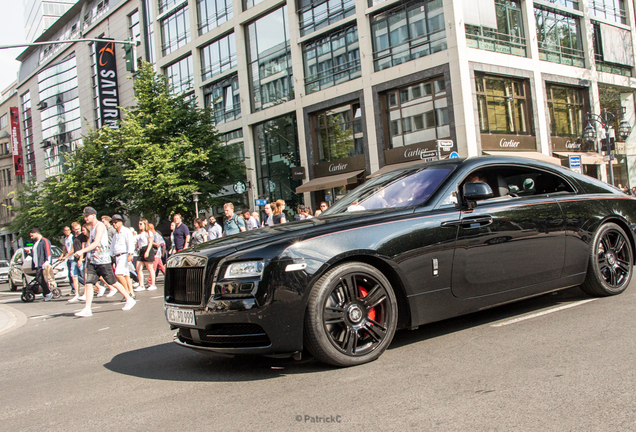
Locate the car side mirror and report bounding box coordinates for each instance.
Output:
[463,182,493,208]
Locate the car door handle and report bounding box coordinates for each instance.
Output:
[440,220,461,228]
[460,215,493,228]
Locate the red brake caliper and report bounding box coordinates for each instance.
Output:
[358,287,376,321]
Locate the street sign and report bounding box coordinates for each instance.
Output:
[449,152,459,159]
[436,139,454,151]
[568,155,581,168]
[255,199,267,206]
[603,154,614,162]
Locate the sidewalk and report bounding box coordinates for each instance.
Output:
[0,304,27,335]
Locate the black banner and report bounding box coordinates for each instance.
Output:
[95,40,120,129]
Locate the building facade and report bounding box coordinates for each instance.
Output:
[12,0,636,222]
[16,0,150,184]
[150,0,636,214]
[23,0,77,42]
[0,82,24,259]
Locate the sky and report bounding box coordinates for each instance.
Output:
[0,0,26,93]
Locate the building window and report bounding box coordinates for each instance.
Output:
[161,6,190,56]
[543,0,578,7]
[221,129,247,181]
[254,114,302,205]
[21,91,36,181]
[592,22,633,76]
[0,114,7,129]
[200,33,236,82]
[197,0,233,36]
[314,103,364,163]
[203,74,241,125]
[465,0,526,57]
[384,78,450,149]
[371,0,446,72]
[243,0,265,10]
[298,0,355,37]
[142,0,156,63]
[38,55,82,177]
[246,6,294,112]
[475,75,531,135]
[158,0,179,14]
[303,25,360,95]
[546,84,584,138]
[535,7,584,67]
[164,56,194,94]
[589,0,626,24]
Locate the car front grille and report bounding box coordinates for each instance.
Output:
[165,266,205,305]
[179,324,271,348]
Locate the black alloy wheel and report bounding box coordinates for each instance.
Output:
[581,223,633,296]
[305,262,398,367]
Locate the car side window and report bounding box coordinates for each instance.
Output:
[504,170,574,196]
[15,252,22,265]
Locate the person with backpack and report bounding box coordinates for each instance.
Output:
[223,203,246,236]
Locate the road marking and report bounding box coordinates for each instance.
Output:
[0,292,22,296]
[491,299,598,327]
[150,295,163,299]
[98,327,110,331]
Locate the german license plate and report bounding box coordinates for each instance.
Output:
[166,307,196,326]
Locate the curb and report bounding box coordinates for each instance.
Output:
[0,304,28,336]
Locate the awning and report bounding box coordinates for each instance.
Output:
[553,151,607,165]
[483,151,562,165]
[369,159,429,178]
[295,170,365,193]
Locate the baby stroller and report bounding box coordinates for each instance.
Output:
[21,261,63,302]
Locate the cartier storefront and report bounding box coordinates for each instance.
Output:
[297,95,369,209]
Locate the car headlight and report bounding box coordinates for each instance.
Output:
[224,261,264,279]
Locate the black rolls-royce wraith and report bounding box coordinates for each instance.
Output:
[165,156,636,366]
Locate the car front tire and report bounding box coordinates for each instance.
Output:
[304,262,398,367]
[581,223,633,297]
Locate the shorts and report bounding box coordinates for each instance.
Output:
[114,255,130,276]
[69,260,82,278]
[85,262,117,285]
[137,247,156,262]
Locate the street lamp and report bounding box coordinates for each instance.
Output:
[192,191,201,216]
[584,108,632,186]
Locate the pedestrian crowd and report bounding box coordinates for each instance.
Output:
[30,199,329,309]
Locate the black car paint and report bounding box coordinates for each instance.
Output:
[166,157,636,357]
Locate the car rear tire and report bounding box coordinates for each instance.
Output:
[304,262,398,367]
[581,223,633,297]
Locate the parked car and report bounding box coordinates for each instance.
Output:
[8,246,69,291]
[0,260,9,284]
[165,156,636,366]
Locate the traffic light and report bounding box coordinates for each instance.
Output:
[123,38,136,72]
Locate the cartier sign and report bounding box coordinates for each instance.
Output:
[313,154,366,178]
[384,140,456,165]
[551,136,593,152]
[481,134,536,151]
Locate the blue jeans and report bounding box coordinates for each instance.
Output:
[68,260,85,285]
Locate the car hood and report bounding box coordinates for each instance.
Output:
[183,209,410,257]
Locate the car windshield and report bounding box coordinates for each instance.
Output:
[0,261,8,267]
[322,166,454,215]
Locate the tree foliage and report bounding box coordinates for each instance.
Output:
[11,61,245,241]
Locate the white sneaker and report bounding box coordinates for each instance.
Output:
[132,282,140,288]
[106,289,117,297]
[43,293,53,302]
[134,286,146,292]
[75,308,92,317]
[96,286,106,297]
[68,296,80,303]
[147,285,157,291]
[78,295,86,301]
[122,298,136,311]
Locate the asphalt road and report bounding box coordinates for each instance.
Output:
[1,277,635,432]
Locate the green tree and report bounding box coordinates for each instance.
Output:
[11,61,245,240]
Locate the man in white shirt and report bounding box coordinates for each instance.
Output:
[109,214,135,299]
[241,208,260,230]
[62,226,74,294]
[207,215,222,240]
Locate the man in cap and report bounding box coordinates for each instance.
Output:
[109,214,135,299]
[73,207,136,317]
